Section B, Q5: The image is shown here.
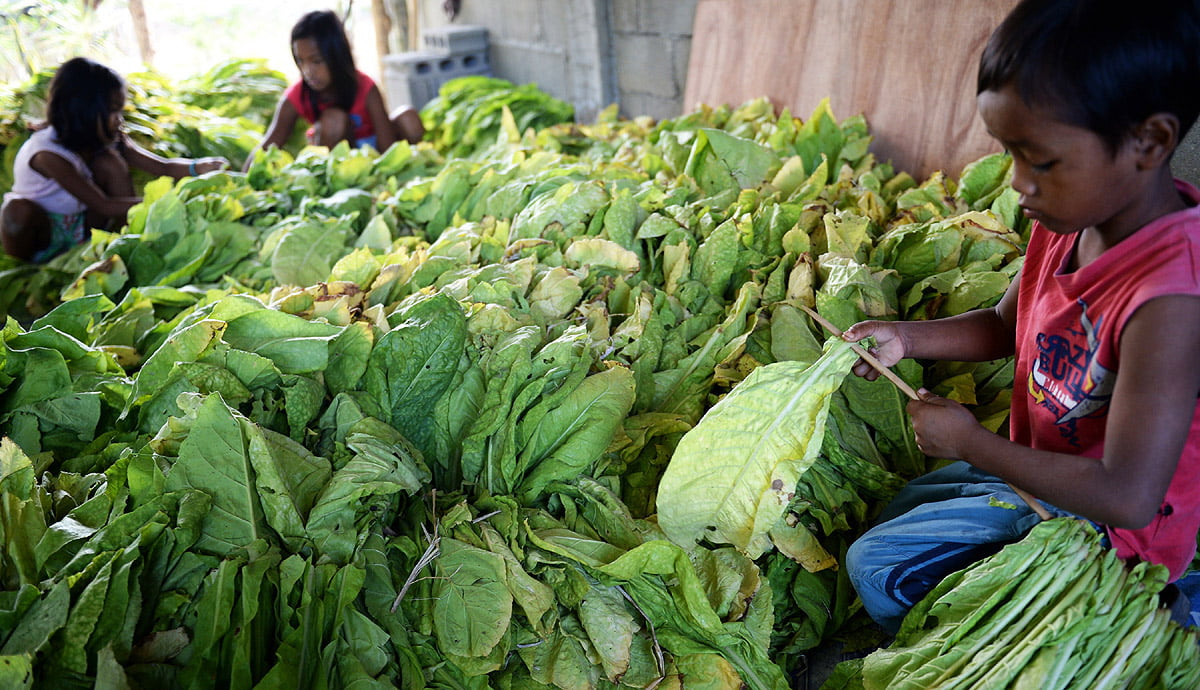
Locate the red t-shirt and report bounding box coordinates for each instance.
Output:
[1011,179,1200,580]
[284,70,376,142]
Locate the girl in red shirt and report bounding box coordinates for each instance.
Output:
[245,9,423,170]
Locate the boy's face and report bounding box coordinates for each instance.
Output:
[293,38,331,94]
[977,84,1145,238]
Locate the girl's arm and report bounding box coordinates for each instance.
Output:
[30,150,140,220]
[243,96,301,171]
[121,135,226,178]
[364,84,397,152]
[911,294,1200,529]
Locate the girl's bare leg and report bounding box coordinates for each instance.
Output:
[0,198,51,261]
[391,105,424,144]
[311,108,353,147]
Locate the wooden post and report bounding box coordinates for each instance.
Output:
[128,0,154,68]
[407,0,419,52]
[372,0,391,78]
[390,0,410,51]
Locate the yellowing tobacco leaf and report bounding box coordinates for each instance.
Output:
[656,337,858,558]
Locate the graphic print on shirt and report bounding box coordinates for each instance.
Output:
[1027,299,1114,448]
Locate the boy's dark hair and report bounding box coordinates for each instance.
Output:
[978,0,1200,155]
[47,57,125,155]
[291,10,359,115]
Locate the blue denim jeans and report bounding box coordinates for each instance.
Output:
[846,461,1082,633]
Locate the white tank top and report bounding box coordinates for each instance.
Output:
[4,127,91,214]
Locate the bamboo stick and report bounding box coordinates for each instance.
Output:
[799,304,1052,521]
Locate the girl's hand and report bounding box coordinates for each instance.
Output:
[907,391,985,460]
[843,320,908,381]
[193,157,228,174]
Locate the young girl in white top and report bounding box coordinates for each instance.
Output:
[1,57,228,263]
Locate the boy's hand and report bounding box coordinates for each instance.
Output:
[843,320,907,381]
[907,391,984,459]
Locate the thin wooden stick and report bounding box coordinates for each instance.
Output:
[800,304,1052,521]
[801,305,921,400]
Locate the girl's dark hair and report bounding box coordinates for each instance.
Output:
[978,0,1200,154]
[291,10,359,114]
[47,57,126,155]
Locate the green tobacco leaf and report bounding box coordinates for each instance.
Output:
[30,294,117,343]
[517,366,636,502]
[222,308,342,375]
[364,293,467,460]
[579,584,637,682]
[0,581,69,656]
[955,153,1011,209]
[693,217,740,302]
[588,539,789,690]
[305,429,427,564]
[516,623,601,689]
[56,553,115,673]
[432,538,512,658]
[270,219,350,286]
[0,653,33,689]
[687,128,778,196]
[178,558,239,688]
[247,425,331,551]
[478,523,556,636]
[125,319,227,414]
[164,394,269,557]
[3,347,72,412]
[325,320,373,396]
[653,281,761,423]
[840,363,924,477]
[657,338,858,558]
[0,437,34,500]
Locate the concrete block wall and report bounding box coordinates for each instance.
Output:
[410,0,1200,185]
[608,0,697,121]
[413,0,616,123]
[413,0,696,123]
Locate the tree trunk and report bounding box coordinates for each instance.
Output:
[371,0,391,77]
[407,0,419,52]
[128,0,154,68]
[388,0,410,52]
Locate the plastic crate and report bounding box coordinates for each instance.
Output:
[384,24,493,110]
[422,24,488,55]
[383,50,447,78]
[383,52,446,109]
[383,47,492,109]
[431,50,490,78]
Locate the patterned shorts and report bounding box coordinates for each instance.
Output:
[31,210,86,263]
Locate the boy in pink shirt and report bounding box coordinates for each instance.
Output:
[844,0,1200,632]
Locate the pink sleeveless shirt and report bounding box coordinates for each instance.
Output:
[1011,180,1200,580]
[283,71,376,143]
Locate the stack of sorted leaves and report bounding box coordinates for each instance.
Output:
[419,75,576,159]
[823,518,1200,690]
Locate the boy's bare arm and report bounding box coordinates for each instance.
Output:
[844,271,1020,374]
[923,294,1200,529]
